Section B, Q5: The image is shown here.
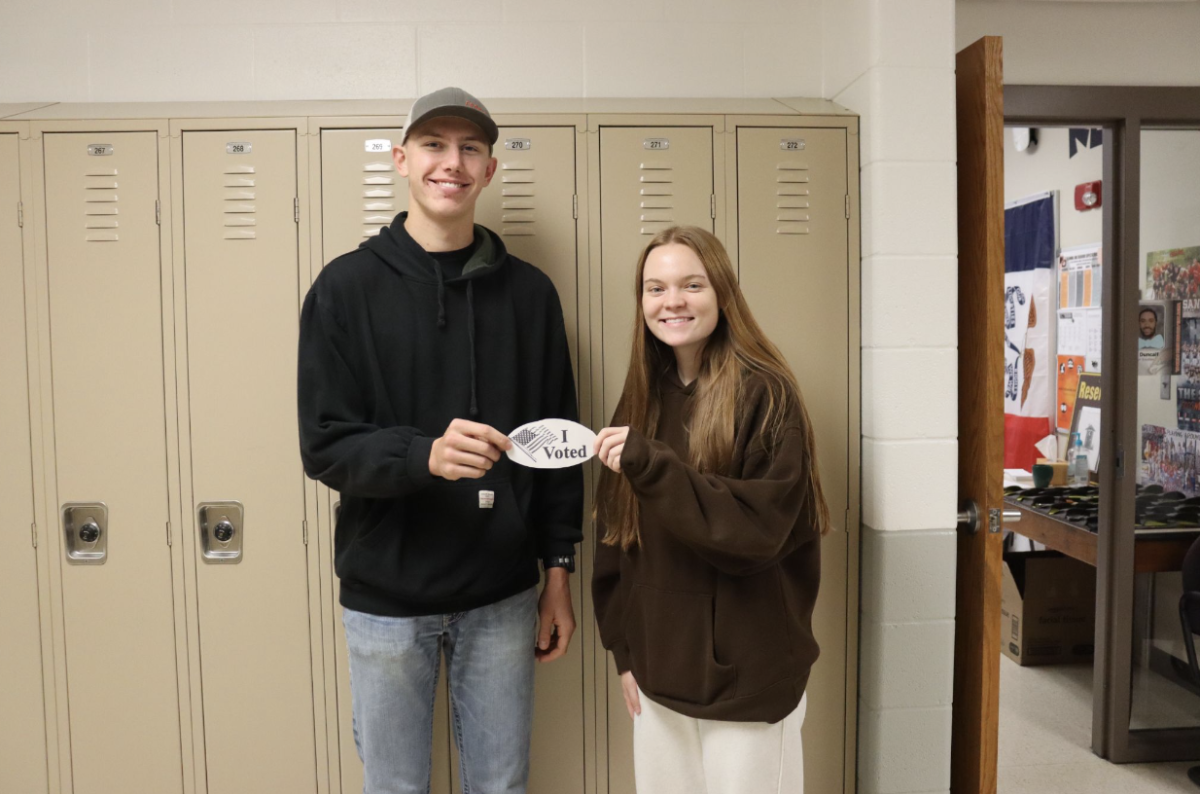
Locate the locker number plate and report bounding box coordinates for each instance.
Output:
[227,142,253,155]
[365,139,392,152]
[505,138,532,151]
[780,139,806,151]
[87,144,114,156]
[644,138,670,150]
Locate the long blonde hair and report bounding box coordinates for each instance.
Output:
[596,226,830,550]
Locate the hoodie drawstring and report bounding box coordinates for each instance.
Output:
[434,260,447,328]
[466,281,478,417]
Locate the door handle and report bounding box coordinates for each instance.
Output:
[957,500,1021,535]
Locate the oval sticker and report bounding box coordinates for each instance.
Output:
[506,418,596,469]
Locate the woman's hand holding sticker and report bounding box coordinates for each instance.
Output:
[594,426,630,473]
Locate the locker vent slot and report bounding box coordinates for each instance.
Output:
[501,174,535,184]
[364,189,394,198]
[640,212,673,223]
[223,204,256,214]
[639,175,673,184]
[224,217,257,227]
[362,228,382,238]
[365,202,395,211]
[224,165,256,174]
[502,161,534,171]
[223,230,257,240]
[776,211,810,223]
[640,187,672,197]
[83,166,122,240]
[640,199,673,209]
[776,187,810,197]
[776,226,810,235]
[502,227,535,236]
[502,188,534,197]
[502,200,534,210]
[776,198,810,209]
[639,162,671,170]
[776,162,809,171]
[364,163,392,172]
[775,162,813,231]
[363,176,394,185]
[775,174,810,184]
[502,213,535,224]
[225,178,256,187]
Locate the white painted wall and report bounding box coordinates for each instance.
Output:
[957,0,1200,86]
[824,1,959,792]
[0,0,825,102]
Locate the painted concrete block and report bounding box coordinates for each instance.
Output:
[861,255,958,349]
[860,527,957,623]
[862,439,958,530]
[859,619,955,710]
[419,24,584,97]
[862,348,958,439]
[859,706,953,794]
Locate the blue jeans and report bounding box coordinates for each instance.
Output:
[342,587,538,794]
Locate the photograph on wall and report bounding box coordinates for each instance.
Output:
[1138,424,1200,498]
[1069,373,1103,473]
[1145,246,1200,301]
[1137,300,1174,375]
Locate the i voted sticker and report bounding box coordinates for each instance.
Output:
[507,418,596,469]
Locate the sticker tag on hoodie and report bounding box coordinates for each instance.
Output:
[506,419,596,469]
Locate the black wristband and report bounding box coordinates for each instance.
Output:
[542,555,575,574]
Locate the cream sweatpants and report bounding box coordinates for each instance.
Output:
[632,689,806,794]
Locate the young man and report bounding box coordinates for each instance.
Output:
[297,87,582,794]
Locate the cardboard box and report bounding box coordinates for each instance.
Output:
[1000,552,1096,666]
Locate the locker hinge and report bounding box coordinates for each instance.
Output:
[572,194,578,220]
[845,195,850,219]
[1115,445,1125,479]
[294,197,300,224]
[17,201,24,228]
[155,200,161,226]
[302,519,308,546]
[710,195,716,219]
[31,523,37,548]
[166,521,172,546]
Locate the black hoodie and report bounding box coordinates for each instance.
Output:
[298,213,583,617]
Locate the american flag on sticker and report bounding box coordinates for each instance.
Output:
[511,423,557,462]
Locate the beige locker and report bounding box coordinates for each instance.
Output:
[41,130,183,794]
[0,131,49,794]
[596,124,715,794]
[179,128,317,794]
[317,126,449,794]
[736,126,852,794]
[320,127,406,264]
[597,127,715,418]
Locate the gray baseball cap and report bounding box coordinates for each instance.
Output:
[403,87,499,145]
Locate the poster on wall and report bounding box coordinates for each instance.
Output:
[1177,298,1200,385]
[1138,424,1200,497]
[1004,193,1058,468]
[1069,373,1102,473]
[1056,354,1086,433]
[1137,300,1174,375]
[1059,243,1102,310]
[1144,246,1200,301]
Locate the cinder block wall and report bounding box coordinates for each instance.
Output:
[0,0,825,101]
[824,2,960,792]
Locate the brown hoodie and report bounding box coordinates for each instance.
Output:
[592,371,822,724]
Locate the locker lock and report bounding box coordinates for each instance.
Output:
[79,521,101,543]
[214,520,235,543]
[198,501,244,564]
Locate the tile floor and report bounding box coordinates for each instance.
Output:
[998,657,1199,793]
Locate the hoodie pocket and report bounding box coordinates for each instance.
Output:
[355,477,530,602]
[625,585,736,706]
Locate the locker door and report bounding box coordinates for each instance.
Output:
[598,127,714,417]
[736,127,850,794]
[318,127,453,794]
[320,128,406,264]
[0,132,48,793]
[597,126,714,794]
[43,131,182,794]
[473,126,585,794]
[181,129,316,794]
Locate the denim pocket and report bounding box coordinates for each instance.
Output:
[625,584,737,705]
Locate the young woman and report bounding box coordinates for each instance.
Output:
[591,225,830,794]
